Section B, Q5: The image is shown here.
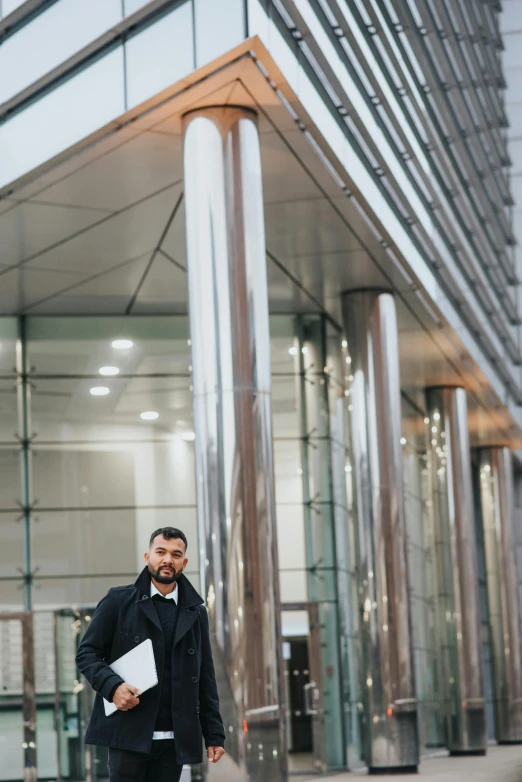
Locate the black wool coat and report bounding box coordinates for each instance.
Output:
[75,568,225,764]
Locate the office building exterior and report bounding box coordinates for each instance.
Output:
[0,0,522,779]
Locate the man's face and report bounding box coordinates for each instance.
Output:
[144,535,188,584]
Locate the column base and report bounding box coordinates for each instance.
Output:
[449,749,486,757]
[498,739,522,745]
[369,766,418,775]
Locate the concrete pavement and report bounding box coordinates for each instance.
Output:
[300,745,522,781]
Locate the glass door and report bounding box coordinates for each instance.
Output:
[282,603,326,775]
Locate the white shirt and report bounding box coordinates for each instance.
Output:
[151,581,178,740]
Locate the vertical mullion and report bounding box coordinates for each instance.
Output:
[16,316,33,611]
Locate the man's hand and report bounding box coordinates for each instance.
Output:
[207,746,225,764]
[113,683,141,711]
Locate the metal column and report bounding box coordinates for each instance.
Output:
[183,107,286,781]
[341,290,418,772]
[478,448,522,743]
[426,388,486,753]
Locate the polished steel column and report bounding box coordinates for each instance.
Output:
[426,388,486,754]
[341,290,418,772]
[183,107,286,782]
[478,448,522,743]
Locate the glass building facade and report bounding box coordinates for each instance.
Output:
[0,1,522,779]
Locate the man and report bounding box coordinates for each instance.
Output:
[76,527,226,781]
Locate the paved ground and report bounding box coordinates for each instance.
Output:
[299,745,522,781]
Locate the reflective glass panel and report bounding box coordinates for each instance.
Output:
[0,0,122,104]
[0,318,17,377]
[24,316,198,610]
[32,441,196,509]
[124,0,148,14]
[125,3,194,109]
[0,48,125,189]
[32,508,198,580]
[1,0,26,16]
[402,395,444,752]
[194,0,245,67]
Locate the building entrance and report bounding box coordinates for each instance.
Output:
[282,603,326,776]
[0,608,99,782]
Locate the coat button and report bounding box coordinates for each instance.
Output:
[192,676,197,683]
[142,595,148,600]
[134,636,140,643]
[196,706,200,713]
[188,648,194,655]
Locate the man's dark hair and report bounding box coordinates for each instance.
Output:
[149,527,188,550]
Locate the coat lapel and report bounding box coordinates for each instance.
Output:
[136,594,162,633]
[174,607,199,646]
[174,575,204,645]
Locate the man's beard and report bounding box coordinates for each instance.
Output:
[148,563,182,584]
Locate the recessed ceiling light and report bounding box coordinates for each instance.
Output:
[181,431,196,441]
[288,347,298,355]
[90,387,110,396]
[99,366,119,376]
[140,411,159,421]
[112,339,133,350]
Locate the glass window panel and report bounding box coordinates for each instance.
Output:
[401,394,444,751]
[32,507,198,578]
[0,579,23,609]
[0,511,23,579]
[1,0,26,16]
[274,440,303,504]
[27,316,190,374]
[0,0,123,104]
[32,574,137,608]
[124,0,148,14]
[270,315,297,372]
[271,317,299,435]
[279,569,307,603]
[31,569,201,609]
[276,503,306,571]
[33,441,196,508]
[125,3,194,110]
[0,444,22,588]
[272,375,299,439]
[0,48,125,189]
[30,378,193,443]
[0,318,17,377]
[0,448,19,509]
[194,0,244,67]
[24,316,199,590]
[0,381,17,444]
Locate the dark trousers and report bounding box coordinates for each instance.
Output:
[108,739,184,782]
